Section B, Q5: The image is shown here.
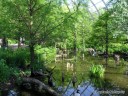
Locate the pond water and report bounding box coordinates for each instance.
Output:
[50,56,128,96]
[1,56,128,96]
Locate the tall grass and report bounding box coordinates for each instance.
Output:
[89,64,105,78]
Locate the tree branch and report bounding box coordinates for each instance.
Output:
[32,0,37,10]
[40,12,76,43]
[33,1,52,35]
[22,77,60,96]
[13,3,30,31]
[33,1,53,14]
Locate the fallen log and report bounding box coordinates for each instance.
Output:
[30,68,49,77]
[30,71,49,77]
[21,77,60,96]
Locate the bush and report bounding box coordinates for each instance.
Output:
[109,43,128,53]
[89,64,105,78]
[8,39,17,44]
[0,49,14,66]
[0,59,11,82]
[13,48,30,68]
[0,48,29,68]
[35,45,56,64]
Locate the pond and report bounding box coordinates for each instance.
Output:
[49,56,128,96]
[1,56,128,96]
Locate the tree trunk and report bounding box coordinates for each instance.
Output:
[29,44,35,66]
[21,77,60,96]
[29,0,35,66]
[18,37,21,48]
[1,36,8,49]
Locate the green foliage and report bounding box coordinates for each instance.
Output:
[112,0,128,33]
[0,49,14,66]
[14,48,30,68]
[0,59,11,82]
[0,48,29,68]
[10,67,20,77]
[8,39,17,44]
[35,45,56,64]
[109,43,128,53]
[89,64,105,78]
[89,12,107,48]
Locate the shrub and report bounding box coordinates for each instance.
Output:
[0,48,29,68]
[10,67,21,77]
[35,45,56,64]
[109,43,128,53]
[0,59,11,82]
[13,48,30,68]
[89,64,105,78]
[8,39,17,44]
[0,49,14,66]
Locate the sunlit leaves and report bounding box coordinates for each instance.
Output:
[112,0,128,32]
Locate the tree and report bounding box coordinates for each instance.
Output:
[2,0,81,66]
[0,1,12,48]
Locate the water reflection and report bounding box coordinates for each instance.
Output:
[61,81,99,96]
[8,90,17,96]
[59,78,126,96]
